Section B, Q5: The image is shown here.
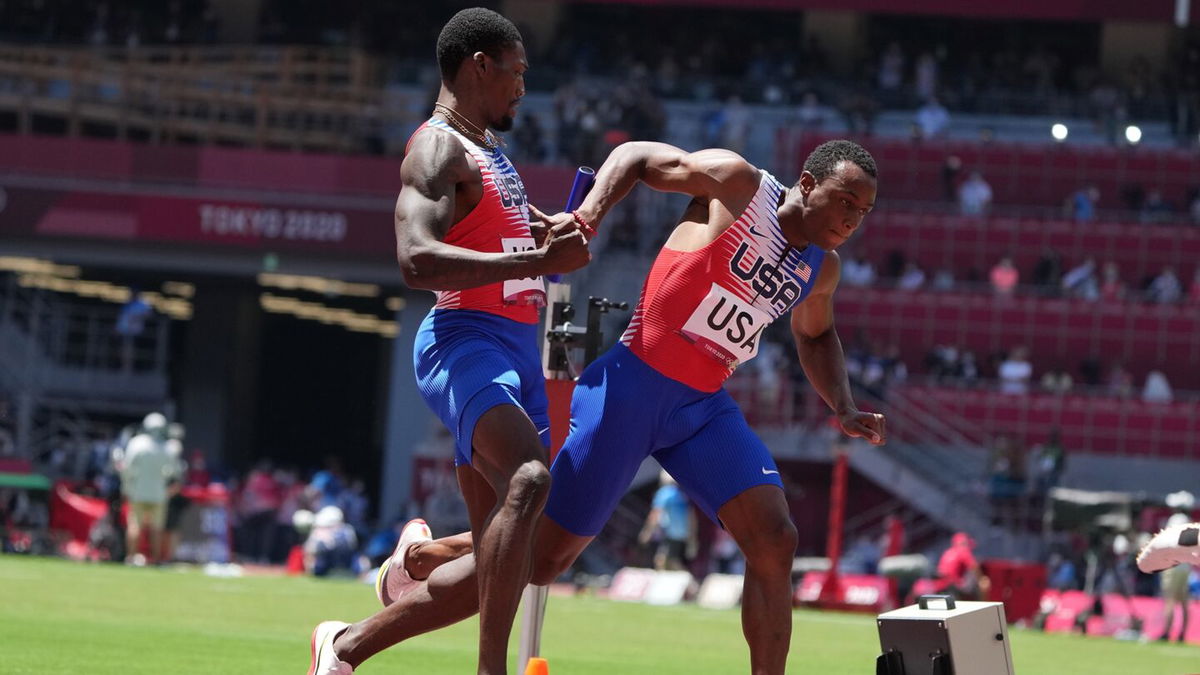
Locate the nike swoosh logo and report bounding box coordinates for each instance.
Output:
[748,224,765,238]
[761,468,779,475]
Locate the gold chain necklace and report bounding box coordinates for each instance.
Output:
[433,103,501,150]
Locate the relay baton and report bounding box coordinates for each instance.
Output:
[546,166,595,283]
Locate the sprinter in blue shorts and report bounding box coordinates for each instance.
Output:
[306,8,589,675]
[314,137,887,674]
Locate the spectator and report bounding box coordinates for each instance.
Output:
[118,412,178,565]
[1157,512,1193,642]
[1099,262,1126,301]
[997,346,1032,394]
[796,92,825,131]
[512,112,546,162]
[1061,258,1099,300]
[1031,248,1063,295]
[989,257,1019,296]
[941,155,963,202]
[913,51,939,101]
[877,42,905,95]
[842,256,876,287]
[958,171,993,216]
[1040,370,1073,394]
[897,262,926,291]
[936,532,990,600]
[1064,185,1100,223]
[1032,429,1066,494]
[916,97,950,138]
[238,460,281,564]
[1139,189,1174,224]
[931,267,955,292]
[1142,370,1174,404]
[1147,266,1182,303]
[162,478,190,563]
[303,505,359,577]
[1107,361,1135,398]
[638,471,694,572]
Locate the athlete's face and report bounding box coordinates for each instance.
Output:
[797,161,876,250]
[478,42,527,132]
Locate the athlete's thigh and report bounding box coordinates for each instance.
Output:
[415,327,530,467]
[544,351,660,537]
[653,390,784,525]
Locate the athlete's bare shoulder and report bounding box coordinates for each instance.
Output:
[687,148,761,199]
[400,125,477,195]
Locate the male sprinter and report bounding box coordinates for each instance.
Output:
[307,8,589,675]
[316,140,885,674]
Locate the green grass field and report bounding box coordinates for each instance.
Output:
[0,556,1194,674]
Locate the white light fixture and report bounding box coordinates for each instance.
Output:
[1124,125,1142,145]
[1051,123,1068,142]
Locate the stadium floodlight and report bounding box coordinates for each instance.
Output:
[1125,125,1142,145]
[1051,123,1068,142]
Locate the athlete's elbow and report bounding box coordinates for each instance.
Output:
[397,247,442,290]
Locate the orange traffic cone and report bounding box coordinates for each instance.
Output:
[524,657,549,675]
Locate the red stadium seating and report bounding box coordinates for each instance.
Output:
[836,287,1200,389]
[784,133,1200,210]
[891,385,1199,459]
[853,211,1200,287]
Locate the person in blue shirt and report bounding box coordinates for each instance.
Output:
[638,471,695,571]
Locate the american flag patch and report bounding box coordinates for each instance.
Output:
[795,261,812,283]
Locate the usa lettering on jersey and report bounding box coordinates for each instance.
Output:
[729,241,802,314]
[680,283,771,368]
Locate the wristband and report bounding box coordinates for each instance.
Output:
[571,210,597,237]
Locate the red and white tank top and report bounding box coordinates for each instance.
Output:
[620,171,826,392]
[408,117,544,323]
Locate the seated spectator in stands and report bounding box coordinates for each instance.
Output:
[1099,262,1126,301]
[303,505,359,577]
[1147,266,1182,303]
[1142,370,1174,404]
[931,266,955,291]
[1061,258,1099,300]
[936,532,990,601]
[1064,185,1100,223]
[941,155,963,201]
[841,256,877,287]
[916,97,950,138]
[1040,370,1073,394]
[1107,361,1135,398]
[958,171,993,216]
[989,257,1019,296]
[897,262,926,291]
[1139,189,1174,224]
[512,112,547,162]
[1031,247,1063,296]
[997,346,1032,394]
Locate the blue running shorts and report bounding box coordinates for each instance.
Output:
[414,309,550,466]
[546,342,783,536]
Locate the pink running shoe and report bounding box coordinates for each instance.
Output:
[375,518,433,607]
[1136,521,1200,573]
[307,621,352,675]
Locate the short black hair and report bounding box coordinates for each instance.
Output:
[802,140,878,182]
[436,8,523,82]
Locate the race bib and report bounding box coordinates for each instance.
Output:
[501,237,545,305]
[679,283,771,368]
